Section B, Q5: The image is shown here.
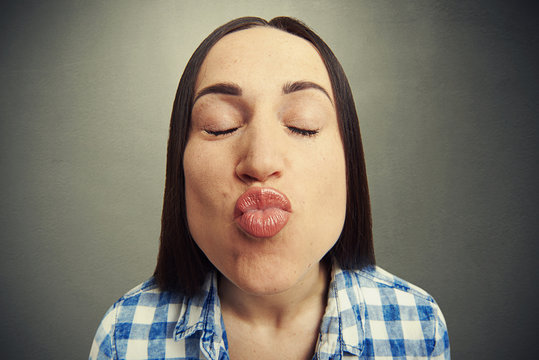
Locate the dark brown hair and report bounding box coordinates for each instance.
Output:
[154,16,374,295]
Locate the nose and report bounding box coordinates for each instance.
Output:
[235,122,284,184]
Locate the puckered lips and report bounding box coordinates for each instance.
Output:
[234,187,292,238]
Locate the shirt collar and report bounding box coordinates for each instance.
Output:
[173,264,366,358]
[316,264,366,358]
[174,272,226,358]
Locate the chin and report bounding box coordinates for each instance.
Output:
[225,257,317,296]
[232,277,298,296]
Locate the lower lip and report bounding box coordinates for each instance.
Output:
[234,187,291,238]
[236,207,290,238]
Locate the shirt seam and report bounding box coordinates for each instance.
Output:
[111,301,120,360]
[355,268,436,304]
[120,278,159,300]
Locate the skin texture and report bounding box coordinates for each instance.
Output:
[183,27,347,359]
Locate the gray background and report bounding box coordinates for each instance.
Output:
[1,1,537,359]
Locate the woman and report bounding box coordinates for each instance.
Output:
[90,17,449,360]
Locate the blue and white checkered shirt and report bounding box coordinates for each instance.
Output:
[90,265,449,359]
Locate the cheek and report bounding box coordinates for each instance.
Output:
[321,142,347,227]
[314,135,347,206]
[318,144,347,253]
[184,140,225,195]
[184,145,207,210]
[183,143,202,228]
[183,140,237,230]
[293,135,347,248]
[183,142,218,223]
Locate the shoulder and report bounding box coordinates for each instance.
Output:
[348,266,437,303]
[89,278,188,360]
[341,266,444,320]
[334,266,450,358]
[107,276,189,327]
[113,277,175,308]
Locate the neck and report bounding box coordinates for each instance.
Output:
[218,262,329,328]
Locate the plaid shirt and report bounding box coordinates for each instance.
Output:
[90,265,449,359]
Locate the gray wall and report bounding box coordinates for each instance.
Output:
[1,1,537,359]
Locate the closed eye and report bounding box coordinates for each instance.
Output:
[204,127,238,136]
[287,126,319,137]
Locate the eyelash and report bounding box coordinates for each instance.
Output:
[204,128,238,136]
[204,126,319,137]
[287,126,319,137]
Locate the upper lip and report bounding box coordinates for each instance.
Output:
[234,187,292,218]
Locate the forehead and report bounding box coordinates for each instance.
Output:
[195,27,333,96]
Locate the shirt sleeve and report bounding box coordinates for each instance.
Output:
[430,303,450,359]
[89,304,118,360]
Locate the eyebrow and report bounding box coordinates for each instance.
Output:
[192,80,333,105]
[193,82,242,104]
[282,81,333,105]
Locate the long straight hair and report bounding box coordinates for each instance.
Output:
[154,17,374,295]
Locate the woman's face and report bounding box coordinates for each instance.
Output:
[183,27,347,295]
